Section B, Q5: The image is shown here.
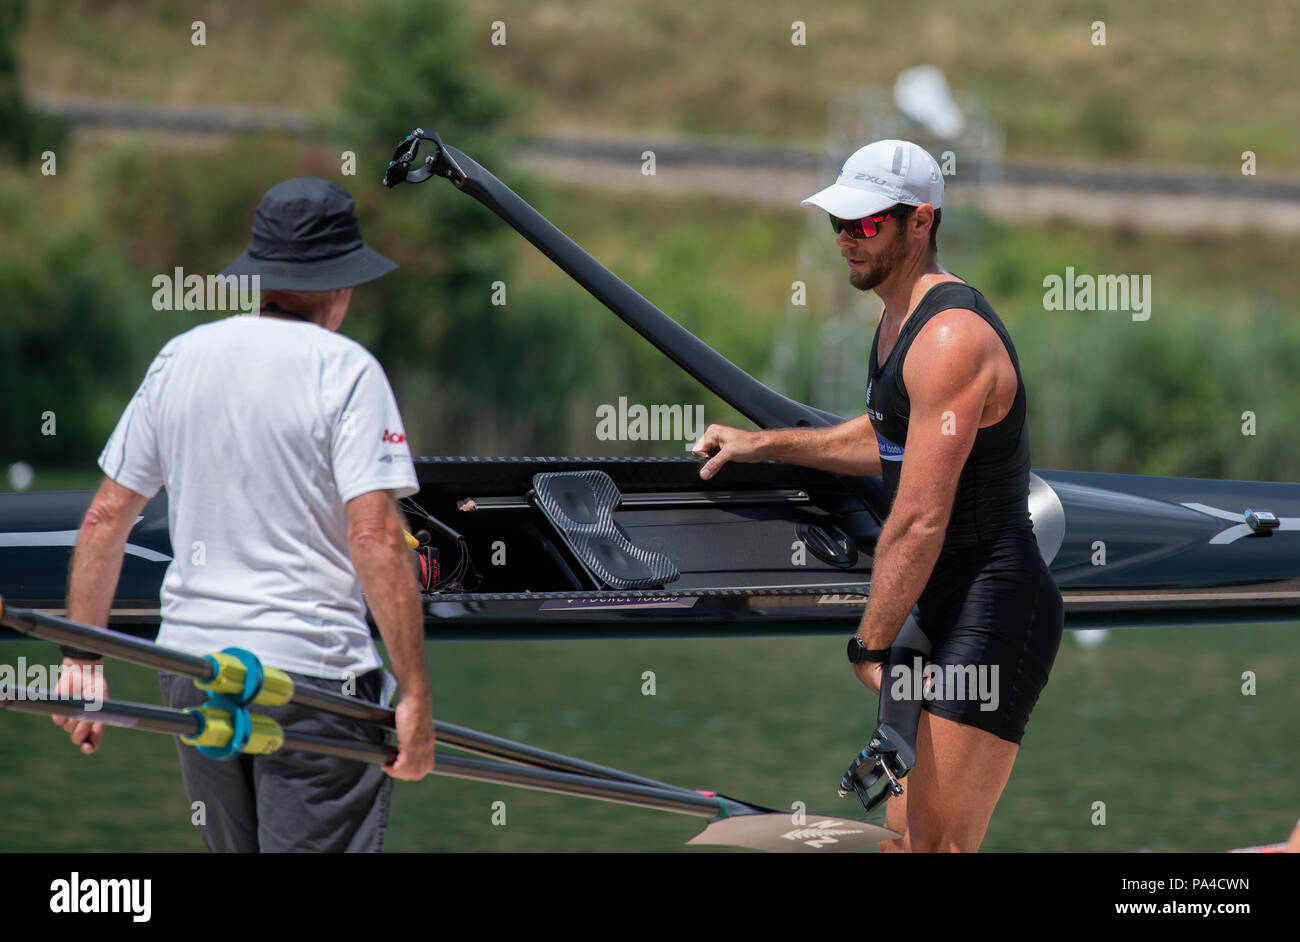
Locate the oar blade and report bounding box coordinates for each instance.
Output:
[688,812,898,853]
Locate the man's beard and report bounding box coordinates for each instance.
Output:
[848,228,909,292]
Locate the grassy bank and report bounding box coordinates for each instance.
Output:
[21,0,1300,171]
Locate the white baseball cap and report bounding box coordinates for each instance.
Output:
[801,140,944,219]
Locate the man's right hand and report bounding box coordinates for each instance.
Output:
[853,659,885,696]
[382,693,436,781]
[691,424,766,480]
[52,657,108,755]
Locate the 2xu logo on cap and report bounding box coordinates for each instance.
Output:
[382,429,406,444]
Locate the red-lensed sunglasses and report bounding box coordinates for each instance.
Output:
[829,210,896,239]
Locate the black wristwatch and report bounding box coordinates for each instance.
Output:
[847,636,891,664]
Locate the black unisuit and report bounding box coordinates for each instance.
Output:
[865,281,1063,744]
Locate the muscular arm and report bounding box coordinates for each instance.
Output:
[694,413,883,479]
[854,311,999,651]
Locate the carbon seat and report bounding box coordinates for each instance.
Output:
[530,471,679,589]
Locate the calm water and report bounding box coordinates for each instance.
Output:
[1,623,1296,852]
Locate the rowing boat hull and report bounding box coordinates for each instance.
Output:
[2,458,1295,639]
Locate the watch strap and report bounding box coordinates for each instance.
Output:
[847,637,891,664]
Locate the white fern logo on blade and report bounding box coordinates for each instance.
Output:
[781,819,869,848]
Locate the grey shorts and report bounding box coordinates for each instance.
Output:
[159,668,395,853]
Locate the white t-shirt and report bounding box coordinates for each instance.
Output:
[99,315,418,679]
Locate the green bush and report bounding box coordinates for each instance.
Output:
[0,0,66,163]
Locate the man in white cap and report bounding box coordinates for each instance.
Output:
[692,141,1063,852]
[54,178,435,852]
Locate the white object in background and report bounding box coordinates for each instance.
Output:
[8,461,34,491]
[893,65,966,139]
[1072,628,1110,649]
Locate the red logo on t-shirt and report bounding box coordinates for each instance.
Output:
[382,429,406,444]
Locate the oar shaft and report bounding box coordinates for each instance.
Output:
[0,602,212,677]
[274,681,394,725]
[0,685,397,763]
[0,599,702,796]
[432,719,695,795]
[280,728,395,764]
[1,688,728,818]
[0,687,202,738]
[431,753,725,817]
[0,599,394,722]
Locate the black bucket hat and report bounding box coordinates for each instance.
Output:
[220,178,396,291]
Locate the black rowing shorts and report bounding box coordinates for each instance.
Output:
[914,528,1064,745]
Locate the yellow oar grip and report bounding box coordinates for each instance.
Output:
[182,705,233,748]
[194,652,244,695]
[195,652,294,706]
[182,706,283,755]
[245,713,284,754]
[253,667,293,706]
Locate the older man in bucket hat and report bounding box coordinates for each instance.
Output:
[54,179,435,852]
